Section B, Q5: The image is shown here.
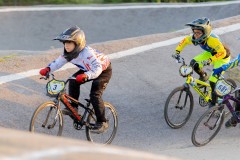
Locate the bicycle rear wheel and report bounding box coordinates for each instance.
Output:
[29,101,63,136]
[86,102,118,144]
[192,106,224,147]
[164,86,194,129]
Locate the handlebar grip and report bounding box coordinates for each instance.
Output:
[40,73,52,80]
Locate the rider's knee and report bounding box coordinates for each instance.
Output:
[190,59,199,71]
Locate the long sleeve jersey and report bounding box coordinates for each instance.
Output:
[221,54,240,71]
[176,33,227,62]
[48,46,110,80]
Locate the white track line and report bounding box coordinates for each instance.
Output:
[0,23,240,85]
[1,1,240,12]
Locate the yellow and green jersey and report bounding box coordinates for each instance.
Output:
[176,33,227,62]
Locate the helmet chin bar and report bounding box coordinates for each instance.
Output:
[191,35,206,45]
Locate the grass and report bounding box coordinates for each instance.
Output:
[0,54,17,62]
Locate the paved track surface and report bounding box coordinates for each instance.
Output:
[0,2,240,51]
[1,2,240,160]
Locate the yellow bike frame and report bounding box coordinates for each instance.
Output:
[185,75,212,103]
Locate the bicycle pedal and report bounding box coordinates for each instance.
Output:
[73,121,83,130]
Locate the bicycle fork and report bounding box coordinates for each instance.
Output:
[176,86,190,110]
[204,108,223,130]
[42,103,60,129]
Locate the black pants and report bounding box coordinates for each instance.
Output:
[210,81,217,105]
[69,64,112,122]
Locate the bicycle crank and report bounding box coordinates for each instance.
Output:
[199,96,209,107]
[73,120,83,130]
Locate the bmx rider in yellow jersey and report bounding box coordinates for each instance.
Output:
[172,17,231,108]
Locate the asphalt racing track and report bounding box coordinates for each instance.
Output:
[0,2,240,160]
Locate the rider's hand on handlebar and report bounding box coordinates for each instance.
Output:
[76,74,88,83]
[172,51,180,60]
[213,67,224,76]
[40,67,50,76]
[172,53,179,59]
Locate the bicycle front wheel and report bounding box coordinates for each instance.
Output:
[86,102,118,144]
[164,86,194,129]
[29,101,63,136]
[192,106,224,147]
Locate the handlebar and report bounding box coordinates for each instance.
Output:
[40,72,51,80]
[173,54,209,68]
[40,73,76,85]
[173,54,185,65]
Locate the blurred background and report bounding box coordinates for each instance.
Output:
[0,0,228,6]
[0,0,237,51]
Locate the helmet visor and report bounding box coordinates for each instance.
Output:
[53,35,74,43]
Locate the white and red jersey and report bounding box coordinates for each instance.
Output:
[48,46,110,80]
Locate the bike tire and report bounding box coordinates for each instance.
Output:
[164,86,194,129]
[29,101,63,136]
[86,102,118,144]
[192,106,224,147]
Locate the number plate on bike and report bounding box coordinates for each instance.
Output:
[215,80,232,97]
[179,65,193,77]
[46,79,65,96]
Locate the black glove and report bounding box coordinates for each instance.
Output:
[172,50,180,59]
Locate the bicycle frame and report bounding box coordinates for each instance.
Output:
[184,73,212,103]
[222,93,240,123]
[57,92,96,127]
[59,93,82,121]
[176,55,212,104]
[44,74,96,128]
